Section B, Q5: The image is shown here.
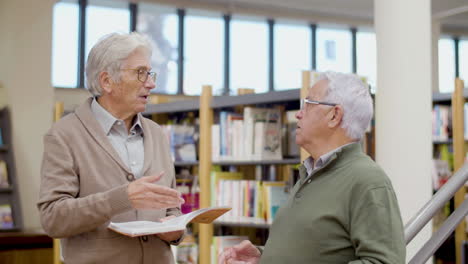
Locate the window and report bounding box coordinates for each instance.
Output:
[231,17,268,94]
[356,31,376,92]
[459,39,468,88]
[137,3,178,94]
[438,38,455,93]
[184,10,224,95]
[274,22,311,90]
[52,0,79,88]
[86,0,130,62]
[316,27,352,73]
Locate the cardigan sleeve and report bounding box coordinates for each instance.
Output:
[37,133,133,238]
[348,186,406,264]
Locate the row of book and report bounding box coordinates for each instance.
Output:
[212,107,295,162]
[432,103,468,141]
[0,160,8,188]
[211,171,289,224]
[0,204,13,229]
[160,108,300,162]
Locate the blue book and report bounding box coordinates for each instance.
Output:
[0,128,3,145]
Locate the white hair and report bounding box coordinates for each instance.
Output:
[318,71,373,140]
[85,32,152,96]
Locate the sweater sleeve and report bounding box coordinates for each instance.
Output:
[37,133,133,238]
[348,186,406,264]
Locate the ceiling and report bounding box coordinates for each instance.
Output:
[189,0,468,31]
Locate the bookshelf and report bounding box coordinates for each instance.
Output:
[144,88,302,263]
[451,78,466,264]
[0,107,22,232]
[431,79,468,264]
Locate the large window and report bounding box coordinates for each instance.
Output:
[85,0,130,61]
[52,0,79,88]
[230,17,268,94]
[274,22,311,90]
[316,27,352,73]
[184,11,224,95]
[438,38,455,93]
[459,39,468,88]
[137,3,178,94]
[356,31,376,92]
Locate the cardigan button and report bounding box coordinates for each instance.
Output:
[141,235,148,242]
[126,174,135,181]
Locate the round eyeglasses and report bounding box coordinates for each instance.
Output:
[120,68,157,83]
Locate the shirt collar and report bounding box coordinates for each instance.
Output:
[91,97,142,135]
[303,142,358,176]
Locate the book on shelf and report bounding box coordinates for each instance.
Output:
[0,127,3,145]
[108,206,231,237]
[263,182,288,223]
[0,204,13,229]
[284,110,299,157]
[0,160,9,188]
[210,171,243,208]
[163,124,197,162]
[432,105,451,141]
[213,107,283,162]
[245,107,282,160]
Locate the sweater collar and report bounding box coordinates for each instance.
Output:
[299,142,363,181]
[74,97,155,175]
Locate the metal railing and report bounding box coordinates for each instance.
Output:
[404,162,468,263]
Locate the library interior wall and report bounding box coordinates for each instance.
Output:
[0,0,55,229]
[0,1,454,254]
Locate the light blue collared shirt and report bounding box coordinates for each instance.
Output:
[91,98,145,178]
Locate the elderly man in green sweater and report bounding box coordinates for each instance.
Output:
[219,71,406,264]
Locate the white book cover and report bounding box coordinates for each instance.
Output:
[212,124,220,162]
[108,206,231,237]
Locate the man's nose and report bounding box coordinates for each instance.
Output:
[295,109,303,119]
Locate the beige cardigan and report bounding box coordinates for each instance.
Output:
[38,98,181,264]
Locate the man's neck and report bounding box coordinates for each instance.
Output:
[96,96,135,131]
[306,137,356,161]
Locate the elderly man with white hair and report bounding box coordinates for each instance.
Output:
[38,32,185,264]
[219,72,406,264]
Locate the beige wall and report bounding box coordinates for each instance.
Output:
[0,0,55,229]
[55,88,92,112]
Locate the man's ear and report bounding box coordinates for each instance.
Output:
[99,72,113,94]
[328,105,343,128]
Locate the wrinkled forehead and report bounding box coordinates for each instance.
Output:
[308,79,329,100]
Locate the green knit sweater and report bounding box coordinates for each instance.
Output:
[260,143,406,264]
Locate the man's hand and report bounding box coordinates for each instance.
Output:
[218,240,261,264]
[127,172,184,210]
[155,215,184,243]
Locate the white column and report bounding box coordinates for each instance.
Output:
[432,20,441,93]
[0,0,55,229]
[375,0,432,262]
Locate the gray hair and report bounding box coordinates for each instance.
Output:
[318,71,373,140]
[85,32,152,96]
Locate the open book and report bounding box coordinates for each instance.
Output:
[108,206,231,237]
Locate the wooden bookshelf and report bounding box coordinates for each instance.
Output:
[452,78,466,264]
[213,158,300,166]
[0,108,22,232]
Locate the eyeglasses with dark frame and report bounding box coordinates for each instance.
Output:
[120,68,157,83]
[300,98,337,110]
